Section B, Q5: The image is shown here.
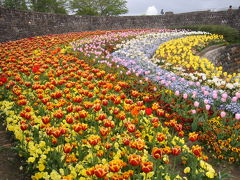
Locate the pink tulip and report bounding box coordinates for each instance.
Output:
[222,93,228,99]
[175,91,180,96]
[220,111,226,118]
[232,97,238,102]
[205,105,211,110]
[204,99,209,104]
[236,92,240,98]
[221,98,226,102]
[192,91,197,96]
[189,81,194,86]
[212,93,218,99]
[183,93,188,99]
[201,87,206,91]
[235,114,240,120]
[204,91,209,96]
[191,110,197,114]
[194,101,199,107]
[196,82,200,86]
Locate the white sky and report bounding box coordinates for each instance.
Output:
[126,0,240,15]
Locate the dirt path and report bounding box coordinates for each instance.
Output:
[0,123,25,180]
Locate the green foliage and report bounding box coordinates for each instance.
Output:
[30,0,67,14]
[172,25,240,43]
[2,0,28,10]
[70,0,128,16]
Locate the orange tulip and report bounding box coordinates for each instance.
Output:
[189,132,198,142]
[192,145,202,157]
[42,115,51,124]
[127,123,136,133]
[152,147,163,159]
[94,164,108,178]
[88,135,101,146]
[141,162,153,173]
[66,115,74,124]
[86,167,95,176]
[128,154,142,166]
[109,159,123,172]
[63,143,72,154]
[100,127,109,136]
[79,110,88,118]
[156,133,166,142]
[172,146,181,155]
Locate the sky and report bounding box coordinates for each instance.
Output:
[125,0,240,15]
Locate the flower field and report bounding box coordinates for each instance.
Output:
[0,29,240,180]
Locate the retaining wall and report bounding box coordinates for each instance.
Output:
[0,7,240,42]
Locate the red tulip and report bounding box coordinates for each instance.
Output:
[32,65,40,73]
[156,133,166,142]
[152,147,163,159]
[145,108,152,115]
[42,116,50,124]
[172,146,181,155]
[141,162,153,173]
[189,132,198,142]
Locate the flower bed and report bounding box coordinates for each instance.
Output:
[0,29,239,180]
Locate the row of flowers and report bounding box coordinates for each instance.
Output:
[109,32,240,114]
[0,29,239,180]
[71,29,240,163]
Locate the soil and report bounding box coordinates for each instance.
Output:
[0,123,26,180]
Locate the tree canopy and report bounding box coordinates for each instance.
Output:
[70,0,128,16]
[1,0,128,15]
[2,0,28,10]
[1,0,67,14]
[30,0,67,14]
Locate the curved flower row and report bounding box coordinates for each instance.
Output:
[154,35,240,92]
[109,33,240,114]
[71,29,240,163]
[0,29,239,180]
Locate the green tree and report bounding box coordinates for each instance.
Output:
[70,0,128,16]
[2,0,28,10]
[30,0,67,14]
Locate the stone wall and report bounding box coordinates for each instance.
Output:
[0,7,240,42]
[219,44,240,73]
[198,44,240,73]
